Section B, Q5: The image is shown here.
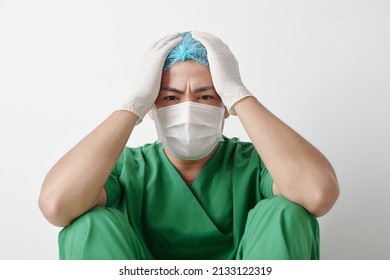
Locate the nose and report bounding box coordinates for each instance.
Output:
[181,87,197,103]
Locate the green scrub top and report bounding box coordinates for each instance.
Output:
[104,136,273,260]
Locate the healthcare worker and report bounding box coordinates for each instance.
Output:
[39,31,339,260]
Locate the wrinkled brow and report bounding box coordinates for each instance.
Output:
[160,86,215,94]
[160,87,184,94]
[193,86,215,93]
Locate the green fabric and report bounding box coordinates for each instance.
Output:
[58,136,319,259]
[104,136,273,259]
[59,207,152,260]
[58,197,319,260]
[236,196,319,259]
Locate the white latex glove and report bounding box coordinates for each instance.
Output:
[119,33,183,124]
[191,31,253,115]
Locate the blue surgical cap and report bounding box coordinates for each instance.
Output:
[163,31,209,72]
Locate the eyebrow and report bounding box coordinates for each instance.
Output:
[160,86,215,94]
[193,86,215,93]
[160,87,184,94]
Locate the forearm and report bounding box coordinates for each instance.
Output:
[234,97,339,216]
[39,110,139,226]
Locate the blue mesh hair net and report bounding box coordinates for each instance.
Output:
[163,31,209,72]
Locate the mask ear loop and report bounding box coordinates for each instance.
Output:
[216,106,226,142]
[148,104,157,120]
[150,104,163,144]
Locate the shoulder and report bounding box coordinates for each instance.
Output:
[220,135,265,167]
[116,141,163,169]
[221,136,256,154]
[122,141,162,158]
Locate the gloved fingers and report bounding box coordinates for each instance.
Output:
[192,31,236,66]
[155,36,183,57]
[191,31,227,49]
[150,32,180,48]
[150,32,182,53]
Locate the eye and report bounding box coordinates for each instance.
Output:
[198,95,214,100]
[163,96,178,101]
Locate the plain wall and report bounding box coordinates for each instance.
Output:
[1,0,389,259]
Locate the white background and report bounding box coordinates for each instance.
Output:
[0,0,389,259]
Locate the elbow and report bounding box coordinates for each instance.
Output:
[38,188,72,228]
[306,175,340,217]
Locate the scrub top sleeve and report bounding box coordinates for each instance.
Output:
[259,158,274,199]
[104,172,121,208]
[104,152,124,208]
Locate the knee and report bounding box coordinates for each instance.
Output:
[249,196,319,233]
[63,207,127,234]
[77,206,123,221]
[241,196,319,260]
[58,207,145,260]
[255,196,313,219]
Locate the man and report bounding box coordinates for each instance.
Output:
[39,31,339,259]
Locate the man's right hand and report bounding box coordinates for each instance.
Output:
[119,33,182,124]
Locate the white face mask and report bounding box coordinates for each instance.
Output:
[152,102,225,160]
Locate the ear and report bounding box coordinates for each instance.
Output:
[147,109,154,120]
[224,106,230,119]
